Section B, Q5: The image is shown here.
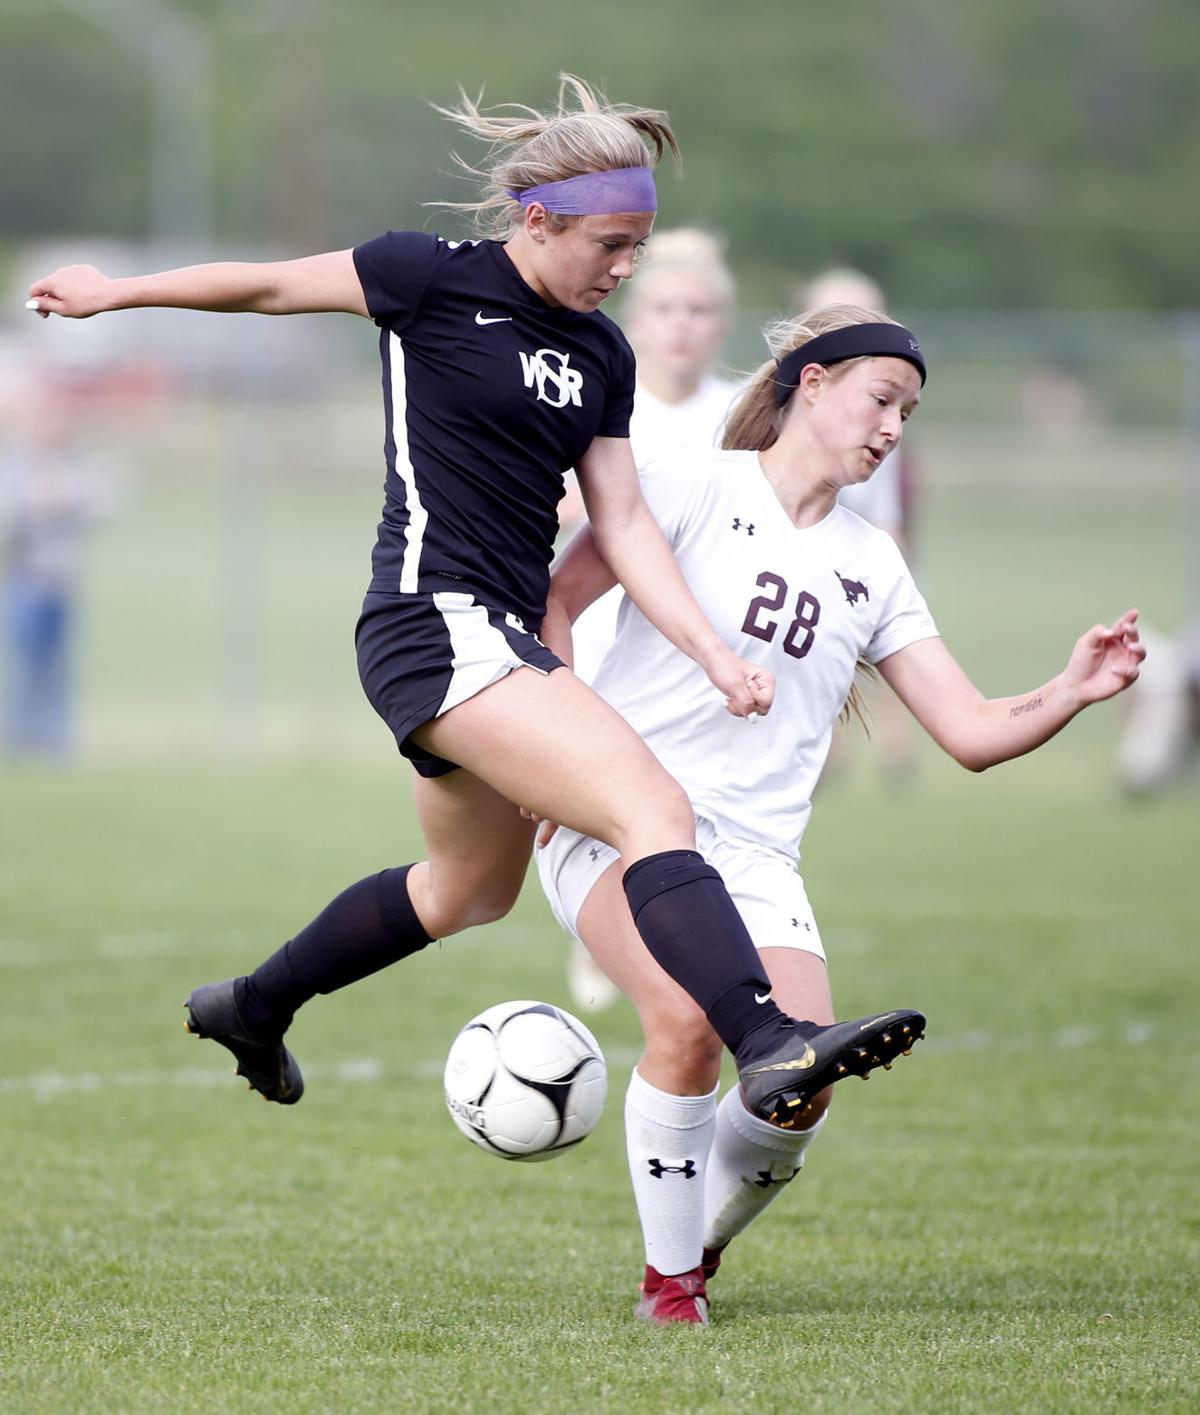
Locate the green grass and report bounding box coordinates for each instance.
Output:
[1,760,1196,1414]
[1,422,1195,1409]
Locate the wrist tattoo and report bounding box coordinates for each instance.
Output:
[1009,693,1043,719]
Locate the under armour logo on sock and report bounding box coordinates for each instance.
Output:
[753,1165,802,1189]
[648,1158,697,1179]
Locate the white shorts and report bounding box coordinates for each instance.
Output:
[536,814,826,962]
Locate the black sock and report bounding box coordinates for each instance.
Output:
[238,865,432,1034]
[622,850,792,1067]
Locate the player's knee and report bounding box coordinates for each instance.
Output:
[612,771,695,856]
[422,878,521,937]
[650,773,696,840]
[641,998,722,1092]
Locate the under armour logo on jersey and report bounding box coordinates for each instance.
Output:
[753,1165,802,1189]
[732,517,755,535]
[648,1158,697,1179]
[791,917,812,931]
[588,845,601,862]
[519,348,584,408]
[835,570,869,606]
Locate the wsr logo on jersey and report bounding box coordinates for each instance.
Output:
[519,348,584,408]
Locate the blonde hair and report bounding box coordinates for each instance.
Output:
[625,228,735,312]
[722,303,900,453]
[429,74,680,239]
[724,303,901,729]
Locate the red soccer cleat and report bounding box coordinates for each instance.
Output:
[635,1264,709,1326]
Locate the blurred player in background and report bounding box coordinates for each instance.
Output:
[27,76,919,1141]
[537,304,1145,1324]
[564,227,739,677]
[0,372,112,759]
[1116,618,1200,794]
[798,267,920,781]
[565,229,739,1011]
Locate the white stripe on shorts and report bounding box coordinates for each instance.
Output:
[388,331,428,593]
[433,592,549,719]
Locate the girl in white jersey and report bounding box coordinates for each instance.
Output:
[26,79,919,1142]
[537,305,1145,1325]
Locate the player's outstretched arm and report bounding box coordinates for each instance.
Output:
[576,436,773,719]
[878,609,1145,771]
[26,251,369,320]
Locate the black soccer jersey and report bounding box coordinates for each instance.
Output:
[353,232,636,629]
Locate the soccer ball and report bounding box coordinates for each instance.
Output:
[443,1000,607,1162]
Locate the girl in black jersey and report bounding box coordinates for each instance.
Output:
[27,75,921,1128]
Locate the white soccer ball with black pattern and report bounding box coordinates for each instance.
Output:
[443,1000,607,1162]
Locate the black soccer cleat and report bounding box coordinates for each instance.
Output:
[738,1009,925,1127]
[183,979,304,1105]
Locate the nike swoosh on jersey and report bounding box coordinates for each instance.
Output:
[754,991,773,1004]
[475,312,512,325]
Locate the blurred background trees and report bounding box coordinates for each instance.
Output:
[1,0,1197,310]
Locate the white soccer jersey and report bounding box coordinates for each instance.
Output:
[590,449,939,858]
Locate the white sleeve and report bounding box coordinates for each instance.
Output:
[864,539,939,663]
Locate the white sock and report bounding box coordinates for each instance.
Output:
[702,1088,828,1253]
[624,1068,719,1277]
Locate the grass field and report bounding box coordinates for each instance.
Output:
[2,419,1197,1411]
[2,756,1196,1414]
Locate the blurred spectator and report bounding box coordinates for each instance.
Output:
[1116,620,1200,795]
[1,375,113,759]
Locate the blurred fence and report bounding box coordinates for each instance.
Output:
[0,297,1194,766]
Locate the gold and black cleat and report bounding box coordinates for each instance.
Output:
[182,979,304,1105]
[738,1008,926,1126]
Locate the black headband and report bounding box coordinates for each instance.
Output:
[774,322,926,405]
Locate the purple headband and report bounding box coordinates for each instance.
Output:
[507,166,657,216]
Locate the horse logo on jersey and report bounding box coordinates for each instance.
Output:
[835,570,870,606]
[519,348,584,408]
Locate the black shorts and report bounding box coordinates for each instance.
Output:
[356,589,564,778]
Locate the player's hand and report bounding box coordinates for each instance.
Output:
[705,649,774,720]
[26,265,117,319]
[518,805,560,848]
[1063,608,1146,704]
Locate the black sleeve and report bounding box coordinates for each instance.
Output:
[596,329,637,439]
[352,231,441,329]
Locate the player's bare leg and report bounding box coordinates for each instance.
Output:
[405,769,537,939]
[421,665,923,1114]
[411,664,698,861]
[183,767,536,1103]
[426,665,923,1124]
